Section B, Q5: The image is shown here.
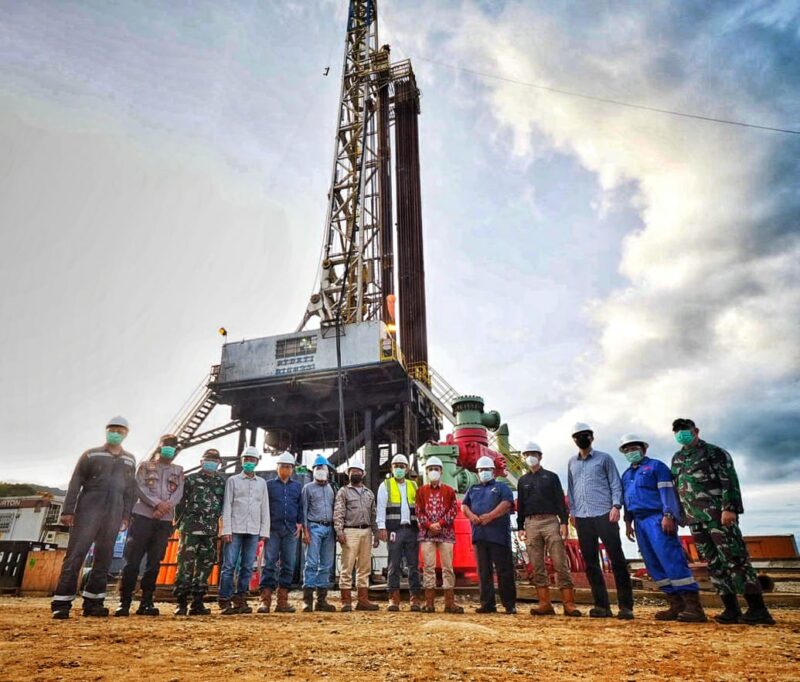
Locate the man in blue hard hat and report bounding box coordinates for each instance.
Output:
[300,454,337,612]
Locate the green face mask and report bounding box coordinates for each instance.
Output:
[160,445,177,459]
[675,430,694,446]
[393,468,406,480]
[624,449,644,464]
[106,431,124,446]
[242,461,257,474]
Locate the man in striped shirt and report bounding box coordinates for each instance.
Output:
[567,422,634,619]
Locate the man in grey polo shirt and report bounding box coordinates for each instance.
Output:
[567,422,634,620]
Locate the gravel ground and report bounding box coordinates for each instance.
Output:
[1,596,799,681]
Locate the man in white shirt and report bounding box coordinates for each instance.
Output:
[376,454,422,612]
[219,447,270,615]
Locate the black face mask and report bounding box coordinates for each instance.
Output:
[575,434,592,449]
[349,473,363,485]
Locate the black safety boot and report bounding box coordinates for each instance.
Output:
[589,606,613,618]
[114,598,131,617]
[82,599,109,617]
[52,606,71,620]
[188,595,211,616]
[315,589,336,612]
[740,593,775,626]
[136,595,160,616]
[174,595,188,616]
[302,588,315,613]
[714,593,741,625]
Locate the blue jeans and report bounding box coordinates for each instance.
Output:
[259,526,299,590]
[303,522,335,589]
[219,533,260,600]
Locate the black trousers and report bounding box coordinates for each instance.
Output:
[387,525,422,591]
[119,513,174,601]
[51,493,125,611]
[474,540,516,610]
[575,514,633,610]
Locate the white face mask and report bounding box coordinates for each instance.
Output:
[526,455,540,468]
[313,467,328,482]
[428,470,442,482]
[478,470,493,483]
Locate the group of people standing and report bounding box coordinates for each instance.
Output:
[50,415,775,626]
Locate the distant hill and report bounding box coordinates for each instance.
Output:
[0,482,68,497]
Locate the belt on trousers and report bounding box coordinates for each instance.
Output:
[309,520,332,526]
[344,524,371,529]
[526,514,559,519]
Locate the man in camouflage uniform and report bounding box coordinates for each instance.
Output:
[173,448,226,616]
[671,418,774,625]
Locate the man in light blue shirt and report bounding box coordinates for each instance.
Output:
[567,422,634,620]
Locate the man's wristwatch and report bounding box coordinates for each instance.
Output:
[663,512,675,520]
[613,504,622,510]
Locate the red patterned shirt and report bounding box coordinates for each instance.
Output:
[416,483,458,543]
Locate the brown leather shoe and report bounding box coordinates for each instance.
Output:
[423,588,436,613]
[444,589,463,614]
[655,592,684,621]
[355,587,379,611]
[531,586,556,616]
[677,591,708,623]
[257,588,272,614]
[275,587,295,613]
[410,591,423,612]
[340,589,353,612]
[387,590,401,612]
[560,587,582,617]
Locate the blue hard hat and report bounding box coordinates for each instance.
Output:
[312,454,330,468]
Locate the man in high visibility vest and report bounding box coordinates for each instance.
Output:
[376,454,423,611]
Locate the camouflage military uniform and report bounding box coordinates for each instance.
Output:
[173,470,226,599]
[671,439,760,596]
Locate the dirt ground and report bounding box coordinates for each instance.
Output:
[1,597,799,681]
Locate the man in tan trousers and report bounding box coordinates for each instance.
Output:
[333,459,379,611]
[416,457,463,613]
[517,442,581,617]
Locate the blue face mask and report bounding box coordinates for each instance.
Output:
[160,446,177,459]
[202,461,219,473]
[478,470,493,483]
[675,430,694,446]
[393,468,406,480]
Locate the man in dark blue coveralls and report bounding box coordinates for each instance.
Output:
[51,416,137,619]
[620,433,706,623]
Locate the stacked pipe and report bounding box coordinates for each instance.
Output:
[394,70,429,368]
[378,73,394,325]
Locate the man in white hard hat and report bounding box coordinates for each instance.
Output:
[619,434,706,623]
[567,422,633,619]
[51,417,137,619]
[333,458,379,611]
[416,456,462,613]
[517,442,581,617]
[258,452,304,614]
[219,446,270,615]
[462,455,516,614]
[376,453,422,611]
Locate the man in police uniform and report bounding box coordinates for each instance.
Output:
[671,418,774,625]
[116,434,184,617]
[620,434,706,622]
[51,416,137,619]
[173,448,225,616]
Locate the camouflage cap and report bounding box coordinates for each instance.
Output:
[202,448,222,460]
[672,418,696,431]
[160,433,179,447]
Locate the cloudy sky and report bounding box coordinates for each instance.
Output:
[1,1,798,538]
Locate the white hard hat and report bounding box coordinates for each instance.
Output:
[424,456,443,469]
[348,458,365,473]
[276,452,296,466]
[242,446,261,460]
[476,455,495,470]
[522,441,542,454]
[106,416,129,429]
[619,433,649,451]
[571,422,593,436]
[391,453,409,466]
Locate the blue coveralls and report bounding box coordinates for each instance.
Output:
[622,456,698,594]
